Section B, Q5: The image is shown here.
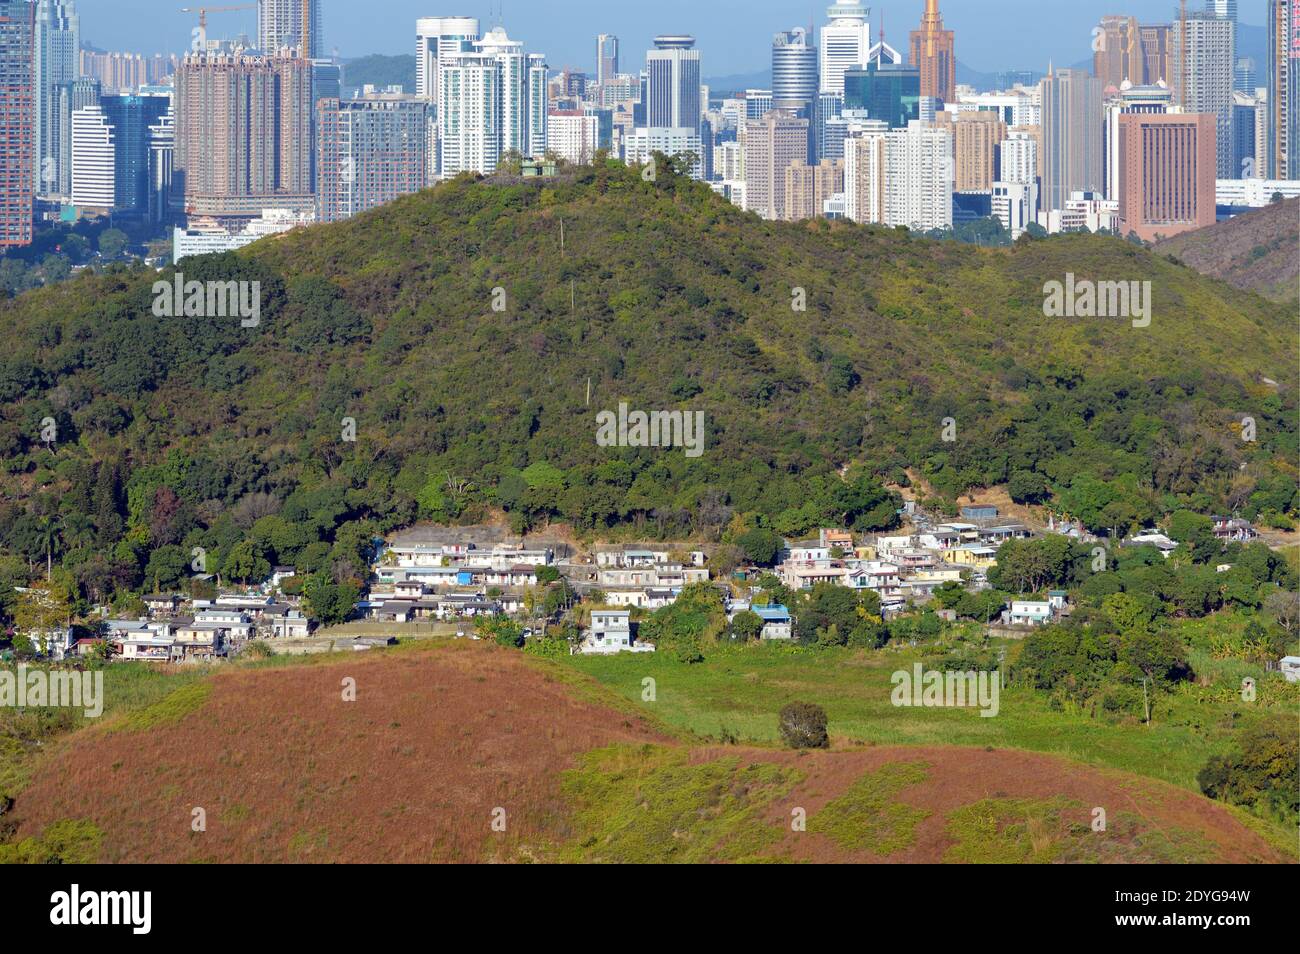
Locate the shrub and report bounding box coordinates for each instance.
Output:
[779,701,829,749]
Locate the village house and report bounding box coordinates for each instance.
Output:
[602,587,679,610]
[753,604,793,640]
[1003,600,1054,627]
[580,609,654,655]
[1211,516,1258,542]
[141,593,183,618]
[818,529,854,550]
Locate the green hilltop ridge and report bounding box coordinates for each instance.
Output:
[0,159,1295,595]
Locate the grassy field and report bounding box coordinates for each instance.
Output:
[558,639,1296,797]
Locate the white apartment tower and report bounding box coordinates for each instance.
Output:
[820,0,871,96]
[258,0,323,58]
[415,16,481,103]
[438,27,547,177]
[884,119,952,230]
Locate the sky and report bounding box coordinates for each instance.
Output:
[75,0,1267,79]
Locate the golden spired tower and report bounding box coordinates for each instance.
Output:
[909,0,956,103]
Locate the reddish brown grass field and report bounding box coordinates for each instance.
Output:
[13,643,1291,863]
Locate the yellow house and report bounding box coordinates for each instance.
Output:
[949,545,998,568]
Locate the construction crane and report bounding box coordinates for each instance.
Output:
[181,4,255,31]
[181,4,256,51]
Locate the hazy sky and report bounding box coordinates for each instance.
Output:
[75,0,1266,77]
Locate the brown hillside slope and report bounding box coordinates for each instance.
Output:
[1156,198,1299,305]
[12,644,1292,864]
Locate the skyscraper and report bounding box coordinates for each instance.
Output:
[1172,12,1235,177]
[772,28,818,112]
[909,0,954,104]
[317,92,431,223]
[819,0,871,97]
[1093,15,1142,91]
[33,0,77,196]
[258,0,323,58]
[1268,0,1294,179]
[844,62,921,129]
[596,34,618,87]
[101,92,171,213]
[843,121,888,222]
[645,35,700,133]
[0,0,34,248]
[1116,111,1216,241]
[1040,67,1103,213]
[1103,82,1173,199]
[70,104,113,208]
[55,75,98,195]
[173,50,315,220]
[1138,24,1172,85]
[415,16,480,103]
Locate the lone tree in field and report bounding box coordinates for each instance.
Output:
[779,702,829,750]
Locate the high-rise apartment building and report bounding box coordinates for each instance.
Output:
[317,92,430,223]
[743,110,809,220]
[909,0,955,104]
[1116,111,1216,241]
[843,121,888,223]
[951,110,1006,191]
[820,1,871,97]
[645,35,700,133]
[884,119,953,230]
[1172,11,1234,177]
[547,108,600,165]
[596,34,618,87]
[259,0,322,58]
[33,0,77,195]
[1040,68,1103,212]
[439,28,547,178]
[783,157,843,221]
[1268,0,1295,179]
[415,16,480,103]
[0,0,34,248]
[173,50,315,220]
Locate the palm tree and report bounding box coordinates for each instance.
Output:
[35,515,63,581]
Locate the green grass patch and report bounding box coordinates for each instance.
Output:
[118,681,213,732]
[557,743,799,863]
[0,818,104,864]
[808,761,930,856]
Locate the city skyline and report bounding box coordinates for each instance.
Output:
[72,0,1274,79]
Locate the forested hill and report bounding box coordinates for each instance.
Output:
[0,159,1295,596]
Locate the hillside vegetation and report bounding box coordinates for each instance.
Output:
[0,159,1295,610]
